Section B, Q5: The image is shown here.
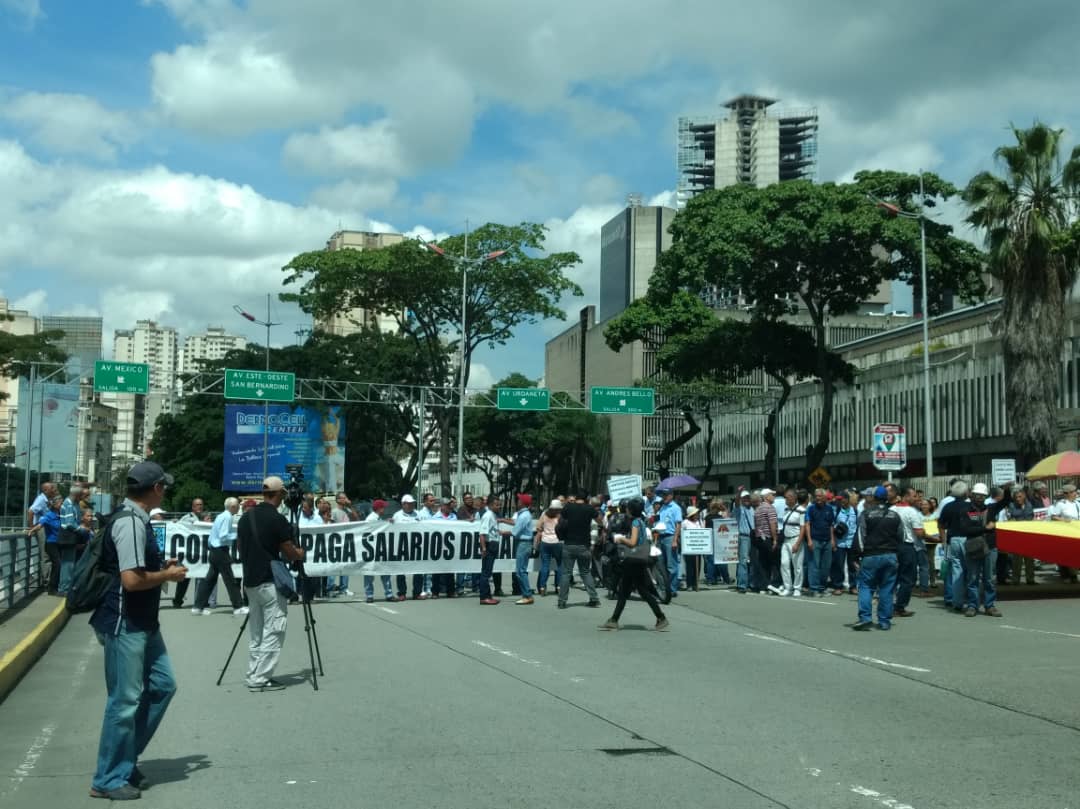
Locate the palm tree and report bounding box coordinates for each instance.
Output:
[963,123,1080,464]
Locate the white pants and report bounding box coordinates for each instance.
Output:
[781,538,805,594]
[245,582,287,687]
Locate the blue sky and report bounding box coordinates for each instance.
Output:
[1,0,1078,390]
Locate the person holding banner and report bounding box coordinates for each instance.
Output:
[703,499,731,586]
[391,495,430,599]
[477,495,502,605]
[599,498,668,631]
[363,500,400,603]
[682,506,704,590]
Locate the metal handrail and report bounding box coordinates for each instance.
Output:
[1,533,42,610]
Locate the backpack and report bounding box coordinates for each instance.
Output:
[65,510,123,614]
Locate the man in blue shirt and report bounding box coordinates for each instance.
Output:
[90,462,188,801]
[654,488,683,601]
[732,490,755,593]
[57,485,83,595]
[192,497,247,616]
[804,489,835,596]
[511,494,536,604]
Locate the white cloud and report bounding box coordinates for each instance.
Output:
[283,121,408,177]
[0,92,138,159]
[11,288,46,313]
[308,178,399,214]
[0,0,41,25]
[466,362,495,391]
[0,139,400,349]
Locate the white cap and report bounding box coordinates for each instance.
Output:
[971,483,990,496]
[759,488,775,497]
[548,499,563,510]
[149,507,165,518]
[401,494,416,504]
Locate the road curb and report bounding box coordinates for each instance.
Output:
[0,599,69,703]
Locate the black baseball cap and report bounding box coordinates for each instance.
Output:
[127,461,174,488]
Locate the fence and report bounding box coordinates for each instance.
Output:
[1,533,43,611]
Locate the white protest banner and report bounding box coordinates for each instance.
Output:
[991,459,1016,486]
[158,519,522,578]
[680,526,713,555]
[607,474,643,502]
[712,518,740,564]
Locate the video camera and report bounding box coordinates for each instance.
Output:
[284,463,306,513]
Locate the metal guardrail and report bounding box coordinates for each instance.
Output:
[1,533,42,610]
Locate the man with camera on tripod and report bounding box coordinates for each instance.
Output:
[237,476,306,692]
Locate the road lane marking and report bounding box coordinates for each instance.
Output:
[848,783,917,808]
[472,640,585,683]
[377,607,399,615]
[744,632,793,644]
[824,650,931,673]
[1000,624,1080,639]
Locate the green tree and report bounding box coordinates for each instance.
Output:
[281,223,582,492]
[0,327,69,397]
[963,123,1080,464]
[463,374,610,503]
[651,177,984,478]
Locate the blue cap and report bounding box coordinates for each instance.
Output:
[874,485,888,500]
[656,487,672,496]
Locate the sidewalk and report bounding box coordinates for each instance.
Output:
[0,593,69,703]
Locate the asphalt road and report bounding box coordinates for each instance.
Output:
[1,583,1079,809]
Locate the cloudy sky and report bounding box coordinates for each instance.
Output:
[1,0,1077,389]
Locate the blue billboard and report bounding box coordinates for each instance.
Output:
[223,404,346,493]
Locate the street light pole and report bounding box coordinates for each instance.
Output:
[235,294,281,481]
[870,174,935,479]
[420,233,508,498]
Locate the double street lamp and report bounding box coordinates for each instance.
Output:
[869,174,935,479]
[234,294,280,481]
[420,236,507,497]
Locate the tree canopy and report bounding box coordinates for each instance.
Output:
[964,123,1080,462]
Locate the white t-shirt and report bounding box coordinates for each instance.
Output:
[780,505,805,541]
[1053,499,1080,521]
[891,504,924,545]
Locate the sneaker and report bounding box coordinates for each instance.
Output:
[365,597,374,603]
[248,679,286,692]
[419,592,431,600]
[791,589,802,598]
[598,620,619,631]
[342,589,355,597]
[538,588,547,596]
[480,598,500,605]
[587,600,601,608]
[516,597,534,605]
[877,623,891,631]
[128,765,149,790]
[232,607,249,616]
[985,607,1003,617]
[192,608,211,616]
[557,602,568,609]
[654,618,670,631]
[964,607,977,617]
[90,784,141,800]
[851,621,873,631]
[766,585,784,596]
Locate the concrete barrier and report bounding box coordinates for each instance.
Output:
[0,600,70,702]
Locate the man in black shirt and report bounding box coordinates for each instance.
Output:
[851,486,903,631]
[237,476,305,692]
[556,491,601,609]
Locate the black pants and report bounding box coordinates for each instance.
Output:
[750,538,771,591]
[895,542,917,610]
[610,564,665,623]
[172,578,190,607]
[685,555,700,590]
[45,542,61,593]
[432,573,457,596]
[194,546,244,609]
[478,545,498,599]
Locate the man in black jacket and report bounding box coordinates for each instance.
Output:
[852,486,904,631]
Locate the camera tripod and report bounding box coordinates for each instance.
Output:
[217,495,325,691]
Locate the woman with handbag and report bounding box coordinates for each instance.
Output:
[599,498,669,631]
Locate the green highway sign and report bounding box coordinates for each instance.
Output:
[93,361,150,394]
[497,387,550,411]
[224,369,296,402]
[590,386,655,415]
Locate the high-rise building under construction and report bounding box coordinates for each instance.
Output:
[676,94,818,206]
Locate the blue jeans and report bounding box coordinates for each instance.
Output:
[514,540,534,598]
[326,575,350,593]
[58,545,76,595]
[916,547,930,591]
[479,542,499,599]
[93,627,177,792]
[946,537,967,607]
[658,535,679,596]
[965,548,997,610]
[830,546,856,590]
[537,542,563,591]
[736,535,751,590]
[809,540,832,593]
[363,575,394,599]
[857,553,898,628]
